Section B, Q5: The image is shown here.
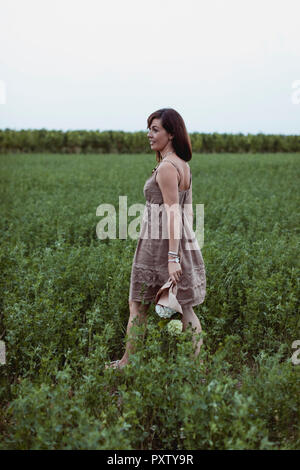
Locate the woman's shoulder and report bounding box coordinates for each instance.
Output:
[160,156,189,170]
[157,156,191,191]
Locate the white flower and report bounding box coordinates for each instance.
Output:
[167,319,183,336]
[155,304,177,318]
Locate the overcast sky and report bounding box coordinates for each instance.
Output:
[0,0,299,134]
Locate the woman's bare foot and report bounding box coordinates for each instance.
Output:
[105,301,149,371]
[105,359,128,370]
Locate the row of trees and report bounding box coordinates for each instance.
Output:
[0,128,299,153]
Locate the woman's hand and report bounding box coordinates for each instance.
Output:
[168,261,182,284]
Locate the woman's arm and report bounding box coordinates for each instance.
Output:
[183,181,193,233]
[156,161,182,253]
[156,162,183,283]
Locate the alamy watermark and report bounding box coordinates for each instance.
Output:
[0,341,5,365]
[96,197,204,250]
[0,80,6,105]
[291,80,300,104]
[291,340,300,365]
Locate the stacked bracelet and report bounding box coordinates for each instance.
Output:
[168,251,180,263]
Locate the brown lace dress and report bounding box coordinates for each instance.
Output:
[128,159,206,307]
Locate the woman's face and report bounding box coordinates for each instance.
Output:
[147,118,173,152]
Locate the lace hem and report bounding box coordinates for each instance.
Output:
[129,279,206,306]
[130,263,206,290]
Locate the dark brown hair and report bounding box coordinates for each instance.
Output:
[147,108,192,163]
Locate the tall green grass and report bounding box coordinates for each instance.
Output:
[0,152,299,449]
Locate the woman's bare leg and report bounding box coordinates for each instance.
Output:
[181,304,203,359]
[117,300,151,367]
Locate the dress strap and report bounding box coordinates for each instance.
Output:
[161,159,181,186]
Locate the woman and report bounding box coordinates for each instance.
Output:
[106,108,206,369]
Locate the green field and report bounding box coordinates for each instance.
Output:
[0,152,299,449]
